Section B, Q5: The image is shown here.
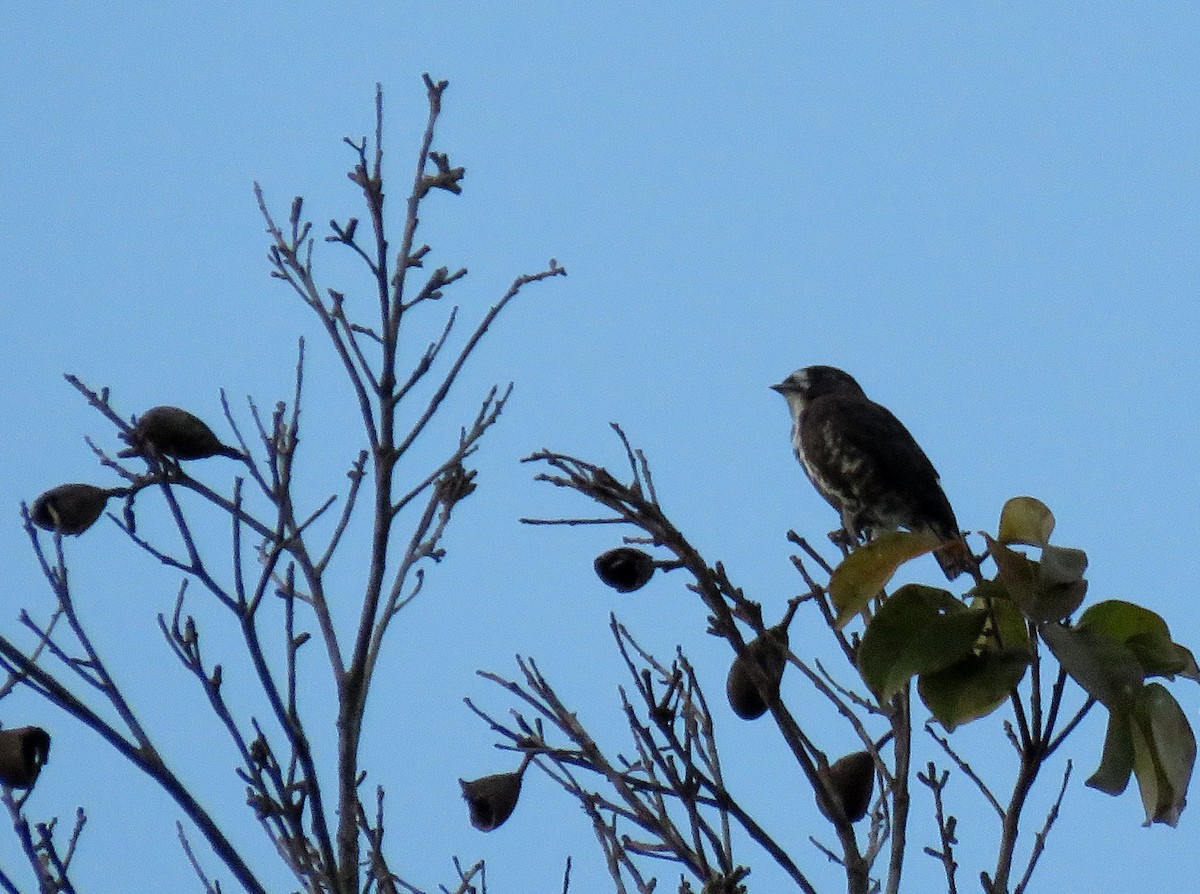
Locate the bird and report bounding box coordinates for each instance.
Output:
[30,483,117,535]
[0,726,51,789]
[771,365,974,580]
[118,406,242,461]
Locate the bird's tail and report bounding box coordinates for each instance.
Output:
[934,536,979,582]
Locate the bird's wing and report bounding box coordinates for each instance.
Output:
[801,393,954,526]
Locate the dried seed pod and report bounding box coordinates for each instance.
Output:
[119,406,241,461]
[816,750,875,823]
[460,769,524,832]
[594,547,655,593]
[30,483,113,535]
[0,727,51,789]
[725,626,789,720]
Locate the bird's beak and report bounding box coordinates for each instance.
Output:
[769,382,788,394]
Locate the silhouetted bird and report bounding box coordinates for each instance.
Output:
[30,483,115,535]
[771,365,974,580]
[0,726,51,789]
[119,406,241,461]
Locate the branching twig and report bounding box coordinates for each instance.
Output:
[10,77,565,894]
[917,763,958,894]
[1014,762,1071,894]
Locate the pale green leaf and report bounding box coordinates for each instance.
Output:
[997,496,1055,547]
[829,530,941,628]
[1039,544,1088,586]
[1132,683,1196,826]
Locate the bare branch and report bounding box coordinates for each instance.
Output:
[1014,762,1072,894]
[393,261,565,460]
[916,763,958,894]
[925,726,1003,819]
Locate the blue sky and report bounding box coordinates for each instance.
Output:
[2,4,1198,892]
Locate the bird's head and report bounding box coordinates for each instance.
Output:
[771,365,865,414]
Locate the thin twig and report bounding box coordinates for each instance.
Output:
[1014,761,1072,894]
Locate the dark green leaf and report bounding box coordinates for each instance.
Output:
[1041,622,1145,710]
[1034,579,1089,623]
[1131,683,1195,827]
[1080,600,1170,644]
[988,538,1087,622]
[1170,644,1200,683]
[918,648,1030,731]
[1126,633,1193,679]
[1080,600,1199,681]
[1087,709,1134,795]
[830,530,941,628]
[969,584,1030,651]
[857,585,986,701]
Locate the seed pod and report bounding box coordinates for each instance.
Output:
[725,626,789,720]
[816,750,875,823]
[460,769,524,831]
[0,727,51,789]
[30,483,113,535]
[119,406,241,461]
[594,547,655,593]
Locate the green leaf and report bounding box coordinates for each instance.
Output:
[1080,600,1198,680]
[1033,579,1089,623]
[1170,644,1200,683]
[857,585,987,701]
[1039,545,1088,586]
[988,537,1087,622]
[997,496,1055,546]
[1041,621,1145,710]
[985,536,1040,604]
[1087,709,1134,795]
[1131,683,1196,826]
[969,584,1031,651]
[918,648,1030,731]
[1080,600,1169,642]
[829,530,942,628]
[1131,714,1162,826]
[1126,633,1194,679]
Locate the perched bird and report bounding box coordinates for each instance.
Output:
[118,406,241,461]
[0,726,51,789]
[30,483,116,535]
[771,365,974,580]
